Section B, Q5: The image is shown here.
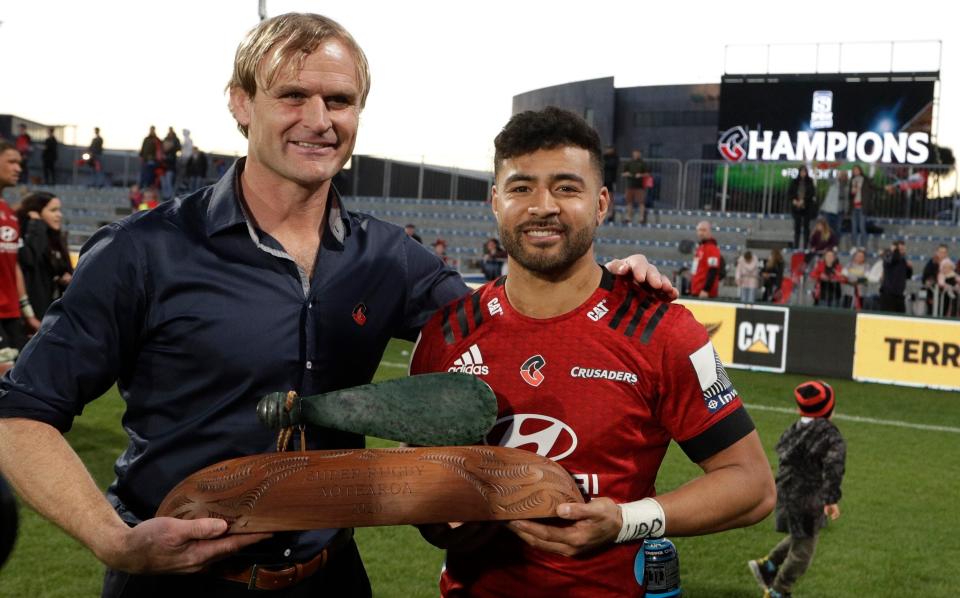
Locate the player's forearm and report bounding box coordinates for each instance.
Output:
[0,418,131,565]
[656,433,775,536]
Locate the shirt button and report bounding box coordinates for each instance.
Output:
[306,361,313,370]
[283,548,292,558]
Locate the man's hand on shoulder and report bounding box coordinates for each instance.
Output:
[605,255,679,301]
[507,498,622,557]
[100,517,271,574]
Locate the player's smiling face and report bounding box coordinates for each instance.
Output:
[230,39,361,188]
[492,146,609,277]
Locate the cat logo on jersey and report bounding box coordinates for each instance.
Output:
[484,414,577,461]
[587,299,609,322]
[487,297,504,317]
[520,354,546,387]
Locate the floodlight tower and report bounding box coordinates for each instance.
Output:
[259,0,267,21]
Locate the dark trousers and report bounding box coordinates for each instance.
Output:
[879,292,906,313]
[101,539,371,598]
[768,532,819,594]
[43,161,56,185]
[792,212,810,249]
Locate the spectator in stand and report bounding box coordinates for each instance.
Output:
[842,249,869,309]
[761,248,785,303]
[186,148,208,192]
[433,238,449,264]
[403,224,422,244]
[14,125,32,185]
[936,258,958,317]
[15,192,73,319]
[736,250,760,304]
[139,126,162,188]
[89,127,105,188]
[879,240,913,313]
[788,166,817,250]
[480,237,507,281]
[127,184,143,211]
[922,244,949,315]
[602,146,619,224]
[179,129,194,190]
[811,249,844,308]
[0,141,42,349]
[691,220,722,298]
[161,128,182,200]
[807,217,837,257]
[137,187,160,211]
[819,170,847,245]
[848,165,873,249]
[621,149,648,225]
[41,128,58,185]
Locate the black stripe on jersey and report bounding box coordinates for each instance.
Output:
[608,289,636,330]
[441,305,455,344]
[640,303,670,344]
[494,276,507,287]
[598,267,615,291]
[456,299,470,338]
[678,406,755,463]
[624,296,653,337]
[471,290,483,329]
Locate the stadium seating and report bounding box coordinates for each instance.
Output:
[3,186,955,309]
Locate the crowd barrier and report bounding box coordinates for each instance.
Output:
[679,299,959,391]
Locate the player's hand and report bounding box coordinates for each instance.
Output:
[605,255,679,301]
[102,517,271,574]
[507,498,622,557]
[824,503,840,521]
[416,521,500,552]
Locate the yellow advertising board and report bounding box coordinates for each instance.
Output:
[676,299,736,364]
[853,314,960,391]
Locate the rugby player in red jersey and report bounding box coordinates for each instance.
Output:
[410,107,775,597]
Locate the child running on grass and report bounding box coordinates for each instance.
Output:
[748,380,847,598]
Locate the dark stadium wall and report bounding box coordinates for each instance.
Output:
[512,77,617,147]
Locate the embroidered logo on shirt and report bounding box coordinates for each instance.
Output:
[487,297,504,317]
[586,299,609,322]
[448,344,489,375]
[352,303,368,326]
[520,354,546,387]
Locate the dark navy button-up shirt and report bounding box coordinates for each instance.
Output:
[0,159,468,560]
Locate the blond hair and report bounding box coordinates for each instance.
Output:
[227,13,371,137]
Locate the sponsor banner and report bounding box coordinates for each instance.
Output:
[678,300,788,372]
[732,305,789,373]
[853,314,960,391]
[676,300,736,364]
[786,307,856,379]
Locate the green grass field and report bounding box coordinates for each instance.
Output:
[1,339,957,597]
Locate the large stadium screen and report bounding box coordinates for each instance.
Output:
[716,74,936,164]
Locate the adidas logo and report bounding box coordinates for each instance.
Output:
[448,344,490,375]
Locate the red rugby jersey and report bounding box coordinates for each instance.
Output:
[410,268,754,598]
[0,201,22,319]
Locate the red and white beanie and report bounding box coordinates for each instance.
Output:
[794,380,835,418]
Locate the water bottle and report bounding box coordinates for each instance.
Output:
[640,537,681,597]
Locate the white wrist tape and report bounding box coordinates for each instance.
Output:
[616,497,665,543]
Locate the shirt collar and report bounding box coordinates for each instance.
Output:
[205,157,350,245]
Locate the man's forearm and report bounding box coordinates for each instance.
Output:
[654,432,775,536]
[0,418,129,564]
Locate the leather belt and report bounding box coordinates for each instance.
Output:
[216,528,354,591]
